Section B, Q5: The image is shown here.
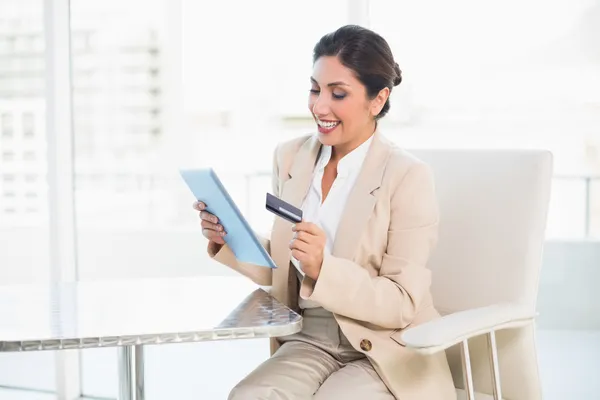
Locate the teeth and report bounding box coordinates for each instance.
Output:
[317,119,340,128]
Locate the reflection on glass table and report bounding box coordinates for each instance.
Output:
[0,276,302,400]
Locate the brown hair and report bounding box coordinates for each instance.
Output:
[313,25,402,119]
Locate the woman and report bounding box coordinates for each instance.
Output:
[193,25,455,400]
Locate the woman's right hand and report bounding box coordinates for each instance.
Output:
[193,201,227,252]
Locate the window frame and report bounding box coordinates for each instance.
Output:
[44,0,80,398]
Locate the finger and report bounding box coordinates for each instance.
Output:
[290,238,311,253]
[199,211,219,223]
[291,249,307,262]
[293,222,320,235]
[293,230,314,245]
[212,235,226,245]
[201,220,225,234]
[202,226,226,239]
[193,201,206,211]
[203,229,226,244]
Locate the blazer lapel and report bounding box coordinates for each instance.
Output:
[331,131,392,260]
[269,136,322,307]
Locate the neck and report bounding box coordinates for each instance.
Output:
[331,122,376,162]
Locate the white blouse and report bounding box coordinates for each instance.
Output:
[292,134,374,308]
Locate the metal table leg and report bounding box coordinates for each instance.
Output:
[118,345,145,400]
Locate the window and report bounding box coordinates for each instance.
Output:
[2,150,15,161]
[22,112,34,137]
[0,0,54,395]
[369,0,600,239]
[72,0,349,397]
[24,174,37,182]
[5,36,15,52]
[1,113,13,137]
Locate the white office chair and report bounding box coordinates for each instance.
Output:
[402,149,553,400]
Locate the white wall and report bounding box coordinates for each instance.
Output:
[537,239,600,330]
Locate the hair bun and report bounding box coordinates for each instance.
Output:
[393,62,402,86]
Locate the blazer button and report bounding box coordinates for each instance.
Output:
[360,339,372,352]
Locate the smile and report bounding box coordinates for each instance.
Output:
[316,118,340,129]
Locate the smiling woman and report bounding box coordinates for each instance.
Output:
[308,25,402,158]
[202,24,456,400]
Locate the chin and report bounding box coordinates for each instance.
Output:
[317,125,343,143]
[316,133,339,146]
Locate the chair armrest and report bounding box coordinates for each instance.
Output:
[400,303,535,354]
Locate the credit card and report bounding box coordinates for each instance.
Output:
[265,193,303,223]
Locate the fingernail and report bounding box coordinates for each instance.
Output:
[292,224,296,231]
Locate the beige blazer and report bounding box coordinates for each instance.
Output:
[209,131,456,399]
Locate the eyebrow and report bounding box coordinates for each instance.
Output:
[310,77,350,87]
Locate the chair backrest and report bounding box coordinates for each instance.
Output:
[410,149,553,400]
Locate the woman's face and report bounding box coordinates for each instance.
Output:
[308,55,388,152]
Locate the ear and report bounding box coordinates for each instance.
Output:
[370,87,390,117]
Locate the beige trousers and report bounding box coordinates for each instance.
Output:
[228,307,395,400]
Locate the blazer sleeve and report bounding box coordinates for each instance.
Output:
[299,162,438,329]
[207,145,281,287]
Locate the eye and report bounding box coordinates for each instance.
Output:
[309,89,320,95]
[332,92,346,100]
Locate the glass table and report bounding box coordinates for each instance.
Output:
[0,276,302,400]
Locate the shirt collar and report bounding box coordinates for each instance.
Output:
[316,134,374,177]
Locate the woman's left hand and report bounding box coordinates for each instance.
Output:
[290,222,326,280]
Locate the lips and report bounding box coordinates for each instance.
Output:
[316,118,340,134]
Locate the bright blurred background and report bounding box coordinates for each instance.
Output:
[0,0,599,398]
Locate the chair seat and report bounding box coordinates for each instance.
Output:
[456,388,504,399]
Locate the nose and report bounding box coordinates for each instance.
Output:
[311,93,330,117]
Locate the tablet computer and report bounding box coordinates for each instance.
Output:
[179,168,277,268]
[180,168,277,269]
